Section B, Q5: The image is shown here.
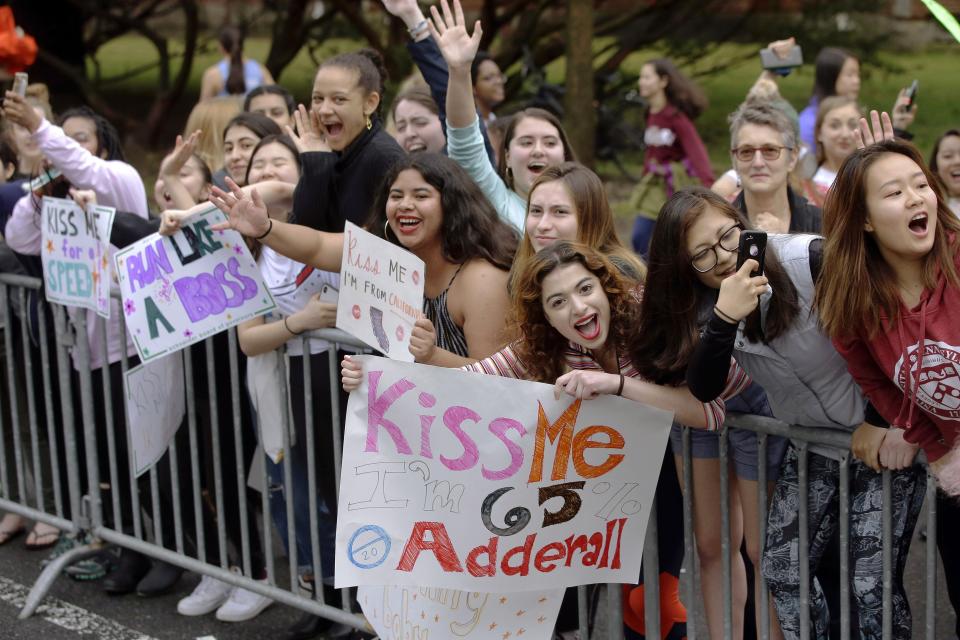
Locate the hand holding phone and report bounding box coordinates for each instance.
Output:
[904,79,919,111]
[736,230,767,277]
[760,42,803,74]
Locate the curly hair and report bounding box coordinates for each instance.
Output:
[509,241,639,383]
[364,152,519,271]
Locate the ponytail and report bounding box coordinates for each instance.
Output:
[220,26,246,95]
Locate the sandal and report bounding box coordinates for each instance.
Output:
[25,524,60,551]
[0,514,25,546]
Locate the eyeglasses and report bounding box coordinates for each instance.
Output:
[691,224,742,273]
[731,145,791,162]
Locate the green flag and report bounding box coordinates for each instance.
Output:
[920,0,960,43]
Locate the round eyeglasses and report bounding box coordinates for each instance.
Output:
[691,224,742,273]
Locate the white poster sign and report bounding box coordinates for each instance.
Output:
[336,222,424,361]
[359,585,565,640]
[124,352,186,476]
[40,196,115,318]
[335,356,673,592]
[113,206,276,362]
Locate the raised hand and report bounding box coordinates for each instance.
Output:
[208,177,271,237]
[854,110,895,149]
[1,91,41,133]
[341,355,364,392]
[159,209,192,236]
[381,0,425,26]
[285,104,330,154]
[159,130,201,177]
[891,87,917,132]
[428,0,482,71]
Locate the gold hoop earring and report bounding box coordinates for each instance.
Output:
[366,115,373,130]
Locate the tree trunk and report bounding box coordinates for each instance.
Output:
[562,0,595,166]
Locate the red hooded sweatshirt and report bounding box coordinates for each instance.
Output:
[833,249,960,461]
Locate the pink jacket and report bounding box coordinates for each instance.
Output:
[4,118,147,370]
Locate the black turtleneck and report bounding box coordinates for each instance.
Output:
[291,119,406,233]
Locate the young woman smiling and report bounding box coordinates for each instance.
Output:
[292,49,406,233]
[214,112,282,189]
[815,115,960,491]
[803,96,862,207]
[429,0,576,231]
[185,152,518,368]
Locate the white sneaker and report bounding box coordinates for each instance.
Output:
[215,578,273,622]
[177,575,232,616]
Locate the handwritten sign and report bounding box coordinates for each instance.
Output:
[124,353,185,476]
[335,356,673,591]
[359,585,564,640]
[114,206,275,362]
[40,196,115,318]
[336,222,424,362]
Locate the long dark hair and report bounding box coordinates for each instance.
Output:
[365,153,519,271]
[633,187,799,385]
[815,139,960,338]
[59,106,125,162]
[510,241,639,383]
[811,47,857,103]
[219,25,246,95]
[646,58,708,120]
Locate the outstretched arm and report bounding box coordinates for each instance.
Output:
[429,0,483,129]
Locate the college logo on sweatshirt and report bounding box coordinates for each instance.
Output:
[894,340,960,420]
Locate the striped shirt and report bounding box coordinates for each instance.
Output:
[463,342,749,431]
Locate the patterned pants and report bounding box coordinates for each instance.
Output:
[761,445,925,640]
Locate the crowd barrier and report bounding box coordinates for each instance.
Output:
[0,273,947,640]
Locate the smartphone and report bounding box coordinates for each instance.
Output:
[760,45,803,71]
[736,230,767,277]
[319,283,339,303]
[904,79,919,111]
[12,72,27,97]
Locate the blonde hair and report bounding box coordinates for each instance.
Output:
[184,96,242,170]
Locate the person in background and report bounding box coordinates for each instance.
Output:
[471,50,505,125]
[631,57,714,258]
[153,130,213,211]
[804,96,862,207]
[930,128,960,216]
[244,84,296,131]
[200,25,274,101]
[183,96,241,174]
[798,48,861,149]
[213,111,282,190]
[391,85,446,154]
[728,100,821,234]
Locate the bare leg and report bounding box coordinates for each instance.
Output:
[676,454,747,640]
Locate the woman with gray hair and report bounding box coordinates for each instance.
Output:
[728,99,822,234]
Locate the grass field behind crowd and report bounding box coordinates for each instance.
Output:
[89,35,960,212]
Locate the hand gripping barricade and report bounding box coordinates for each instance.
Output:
[0,272,951,639]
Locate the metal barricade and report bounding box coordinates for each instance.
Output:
[0,271,951,640]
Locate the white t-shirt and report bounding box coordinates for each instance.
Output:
[259,246,340,357]
[812,166,837,194]
[949,197,960,218]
